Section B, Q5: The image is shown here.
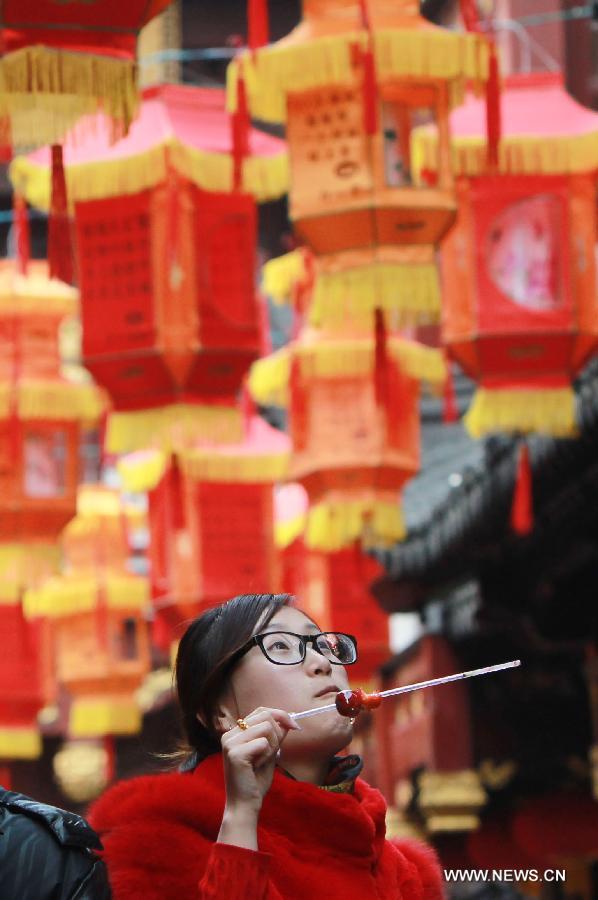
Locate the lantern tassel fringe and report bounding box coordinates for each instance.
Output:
[10,143,289,211]
[464,387,577,438]
[0,47,139,149]
[263,251,440,327]
[412,127,598,179]
[0,727,41,760]
[305,500,406,551]
[248,340,445,407]
[227,30,489,123]
[23,575,148,620]
[0,381,105,423]
[105,404,244,455]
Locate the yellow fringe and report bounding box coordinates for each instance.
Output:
[0,47,139,151]
[105,404,243,455]
[413,127,598,179]
[69,696,142,739]
[297,338,445,383]
[11,140,289,211]
[0,727,42,759]
[263,250,307,303]
[0,543,60,600]
[309,261,440,328]
[248,349,291,407]
[367,502,407,546]
[180,447,289,483]
[248,339,445,407]
[23,574,149,619]
[0,381,106,423]
[305,498,406,551]
[464,387,578,438]
[274,512,306,549]
[117,450,169,493]
[373,29,488,89]
[263,252,440,328]
[228,30,487,124]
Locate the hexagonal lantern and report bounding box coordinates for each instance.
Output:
[230,0,489,329]
[415,72,598,438]
[11,85,288,453]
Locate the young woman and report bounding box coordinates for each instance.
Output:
[89,593,444,898]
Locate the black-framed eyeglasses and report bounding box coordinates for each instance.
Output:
[230,631,358,667]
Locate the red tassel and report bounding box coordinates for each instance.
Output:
[486,41,502,172]
[231,73,250,192]
[248,0,269,51]
[443,361,459,424]
[358,0,370,28]
[374,308,388,407]
[13,193,30,276]
[48,144,74,284]
[511,443,533,536]
[386,359,413,448]
[290,357,308,451]
[459,0,481,31]
[361,43,378,135]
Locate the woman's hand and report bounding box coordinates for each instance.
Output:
[220,707,301,815]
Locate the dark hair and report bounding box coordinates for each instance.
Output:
[174,593,293,769]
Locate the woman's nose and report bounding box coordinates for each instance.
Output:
[305,645,333,674]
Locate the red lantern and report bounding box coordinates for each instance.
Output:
[231,0,489,329]
[123,416,289,649]
[275,486,389,684]
[0,262,102,758]
[10,86,288,453]
[417,73,598,437]
[250,330,445,548]
[0,543,59,760]
[0,261,102,539]
[24,486,151,740]
[0,0,177,149]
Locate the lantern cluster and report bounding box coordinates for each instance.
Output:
[415,72,598,438]
[0,262,103,760]
[11,85,288,454]
[119,415,289,653]
[232,0,489,330]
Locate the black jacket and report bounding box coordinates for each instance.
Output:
[0,787,111,900]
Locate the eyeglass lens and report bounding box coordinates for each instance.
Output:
[262,632,356,665]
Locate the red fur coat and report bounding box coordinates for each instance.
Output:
[89,753,444,899]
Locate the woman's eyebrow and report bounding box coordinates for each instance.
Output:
[265,622,319,632]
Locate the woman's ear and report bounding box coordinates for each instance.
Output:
[198,706,234,735]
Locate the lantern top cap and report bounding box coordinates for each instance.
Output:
[11,84,288,207]
[451,70,598,141]
[30,85,285,166]
[302,0,422,32]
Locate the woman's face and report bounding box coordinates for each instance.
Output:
[217,605,354,760]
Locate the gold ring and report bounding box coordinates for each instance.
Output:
[236,718,249,730]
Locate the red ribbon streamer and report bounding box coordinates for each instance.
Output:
[511,443,533,536]
[231,74,250,192]
[48,144,74,284]
[248,0,269,51]
[13,193,30,276]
